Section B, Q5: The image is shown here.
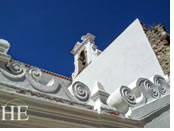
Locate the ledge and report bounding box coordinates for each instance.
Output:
[0,90,145,128]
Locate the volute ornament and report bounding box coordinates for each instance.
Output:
[107,86,137,114]
[120,86,137,106]
[137,78,161,100]
[72,81,91,102]
[26,68,60,93]
[154,75,169,95]
[0,61,26,80]
[29,68,42,81]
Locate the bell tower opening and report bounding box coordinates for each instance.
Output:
[79,50,86,66]
[78,50,87,74]
[71,33,102,79]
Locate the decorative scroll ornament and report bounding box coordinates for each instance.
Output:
[120,86,136,106]
[29,68,42,81]
[72,81,91,102]
[26,68,60,93]
[143,79,161,99]
[0,61,26,80]
[107,86,136,114]
[154,75,169,95]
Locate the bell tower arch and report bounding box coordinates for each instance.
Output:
[71,33,102,79]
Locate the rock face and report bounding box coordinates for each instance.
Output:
[142,23,170,75]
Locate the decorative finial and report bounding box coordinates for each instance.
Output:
[91,81,110,113]
[0,39,10,54]
[0,39,11,62]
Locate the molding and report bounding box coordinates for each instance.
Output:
[0,90,145,128]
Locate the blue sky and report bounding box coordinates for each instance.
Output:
[0,0,170,78]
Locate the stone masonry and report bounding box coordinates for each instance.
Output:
[141,23,170,75]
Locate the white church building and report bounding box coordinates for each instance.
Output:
[0,19,170,128]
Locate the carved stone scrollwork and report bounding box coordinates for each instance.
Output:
[108,75,170,115]
[72,81,91,102]
[0,61,26,80]
[26,68,60,93]
[154,75,170,95]
[29,68,42,81]
[107,86,137,114]
[120,86,137,106]
[143,79,161,99]
[137,78,161,100]
[126,75,170,119]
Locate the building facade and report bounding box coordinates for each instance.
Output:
[0,19,170,128]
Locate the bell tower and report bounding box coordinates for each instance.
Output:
[71,33,102,79]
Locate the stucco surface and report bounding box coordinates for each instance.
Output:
[145,109,170,128]
[73,19,164,94]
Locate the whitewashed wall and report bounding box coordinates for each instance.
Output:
[72,19,164,94]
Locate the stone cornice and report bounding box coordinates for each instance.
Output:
[0,90,145,128]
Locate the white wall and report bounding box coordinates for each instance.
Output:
[72,19,164,94]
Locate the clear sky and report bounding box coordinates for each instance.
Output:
[0,0,170,78]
